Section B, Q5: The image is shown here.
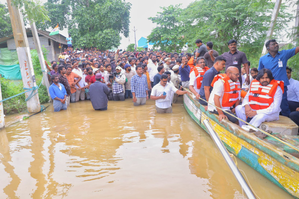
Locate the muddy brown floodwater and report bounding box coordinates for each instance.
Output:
[0,98,293,199]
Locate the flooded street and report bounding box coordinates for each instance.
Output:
[0,99,293,199]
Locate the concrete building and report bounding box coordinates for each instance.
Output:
[0,29,68,62]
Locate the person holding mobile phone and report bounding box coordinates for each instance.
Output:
[151,74,188,113]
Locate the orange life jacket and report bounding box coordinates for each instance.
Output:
[211,74,241,108]
[192,66,210,89]
[248,79,284,110]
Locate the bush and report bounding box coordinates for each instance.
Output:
[0,46,50,114]
[0,78,26,114]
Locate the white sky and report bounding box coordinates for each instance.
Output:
[118,0,194,50]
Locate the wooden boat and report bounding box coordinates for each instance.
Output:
[183,92,299,198]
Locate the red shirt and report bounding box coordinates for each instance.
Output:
[85,75,96,84]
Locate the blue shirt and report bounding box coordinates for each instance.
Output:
[131,74,148,98]
[49,83,67,100]
[258,48,296,86]
[66,37,72,45]
[179,65,190,81]
[199,66,219,97]
[153,73,162,87]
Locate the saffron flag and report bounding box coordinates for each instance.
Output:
[49,24,59,36]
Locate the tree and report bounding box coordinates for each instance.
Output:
[38,0,131,50]
[0,3,12,38]
[179,0,292,66]
[147,5,186,52]
[11,0,50,23]
[127,43,135,52]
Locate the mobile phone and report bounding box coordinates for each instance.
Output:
[163,92,166,96]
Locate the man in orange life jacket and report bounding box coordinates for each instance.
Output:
[208,66,241,123]
[189,57,209,99]
[236,69,283,129]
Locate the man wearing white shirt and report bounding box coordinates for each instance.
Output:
[151,74,188,113]
[208,66,241,123]
[147,55,159,88]
[72,64,85,101]
[286,67,299,112]
[236,69,283,129]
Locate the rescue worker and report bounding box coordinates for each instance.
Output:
[189,57,210,99]
[208,66,241,123]
[236,69,283,130]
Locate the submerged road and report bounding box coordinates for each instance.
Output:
[0,98,292,199]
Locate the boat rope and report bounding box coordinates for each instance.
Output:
[184,89,299,153]
[228,152,261,199]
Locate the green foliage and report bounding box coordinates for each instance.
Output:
[0,78,26,114]
[148,5,185,52]
[0,3,12,38]
[181,0,291,54]
[127,44,135,52]
[11,0,50,23]
[41,0,131,50]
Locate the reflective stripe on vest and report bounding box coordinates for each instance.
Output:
[192,66,209,89]
[211,74,240,108]
[248,79,283,110]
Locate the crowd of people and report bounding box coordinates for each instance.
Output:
[47,38,299,135]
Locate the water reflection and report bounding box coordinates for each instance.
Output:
[0,100,294,199]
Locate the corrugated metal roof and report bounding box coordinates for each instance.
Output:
[0,29,67,45]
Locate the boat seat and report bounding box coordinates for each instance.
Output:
[259,116,298,136]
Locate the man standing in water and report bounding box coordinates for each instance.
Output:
[89,73,110,111]
[49,75,67,112]
[131,65,149,106]
[151,74,188,113]
[259,39,299,117]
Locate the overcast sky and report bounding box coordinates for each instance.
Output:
[118,0,194,49]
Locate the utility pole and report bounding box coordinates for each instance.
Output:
[261,0,282,56]
[133,26,137,50]
[6,0,41,113]
[30,22,51,98]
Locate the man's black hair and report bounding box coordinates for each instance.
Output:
[227,39,237,45]
[161,74,168,80]
[164,71,171,75]
[265,39,277,49]
[105,63,111,68]
[157,65,164,72]
[51,75,58,81]
[136,65,143,70]
[206,41,213,49]
[51,61,56,65]
[52,63,58,69]
[256,69,274,81]
[86,67,93,72]
[196,57,206,64]
[195,39,202,44]
[176,58,182,64]
[251,68,258,73]
[186,53,192,58]
[215,56,226,62]
[286,66,292,72]
[58,66,65,74]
